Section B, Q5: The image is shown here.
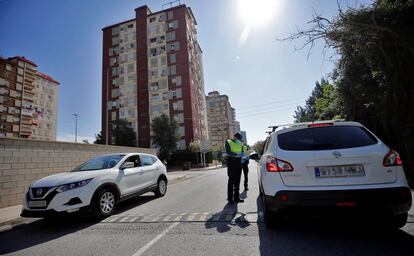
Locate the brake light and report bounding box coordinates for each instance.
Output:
[308,123,333,127]
[383,149,403,166]
[266,156,294,172]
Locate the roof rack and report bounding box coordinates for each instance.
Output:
[266,119,347,134]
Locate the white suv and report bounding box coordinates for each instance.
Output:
[21,153,168,219]
[254,121,412,228]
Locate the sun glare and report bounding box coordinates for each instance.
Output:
[238,0,278,26]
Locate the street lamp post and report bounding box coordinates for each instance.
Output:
[72,114,78,143]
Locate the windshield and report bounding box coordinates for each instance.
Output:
[71,155,125,172]
[278,126,378,151]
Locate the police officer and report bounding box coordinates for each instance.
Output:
[241,144,250,191]
[225,132,244,204]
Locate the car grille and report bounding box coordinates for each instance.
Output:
[30,187,53,199]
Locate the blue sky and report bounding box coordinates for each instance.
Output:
[0,0,372,145]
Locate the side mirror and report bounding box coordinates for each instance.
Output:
[121,162,135,170]
[249,152,260,161]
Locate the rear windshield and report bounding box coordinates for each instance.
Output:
[277,125,378,151]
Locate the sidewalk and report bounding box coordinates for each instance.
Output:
[0,165,223,227]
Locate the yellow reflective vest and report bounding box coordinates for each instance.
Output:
[227,139,243,154]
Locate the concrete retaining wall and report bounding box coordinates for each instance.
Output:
[0,138,155,208]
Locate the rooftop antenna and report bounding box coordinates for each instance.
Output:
[162,0,181,9]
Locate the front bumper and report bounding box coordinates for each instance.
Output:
[264,187,412,216]
[21,206,92,218]
[22,184,95,217]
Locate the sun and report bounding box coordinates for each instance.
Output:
[238,0,278,27]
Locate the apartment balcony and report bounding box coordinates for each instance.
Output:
[21,108,33,117]
[20,124,32,135]
[21,116,32,125]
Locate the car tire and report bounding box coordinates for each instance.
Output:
[154,177,167,197]
[92,188,117,220]
[389,213,408,229]
[262,194,284,228]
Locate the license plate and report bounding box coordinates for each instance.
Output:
[28,200,47,208]
[315,165,365,178]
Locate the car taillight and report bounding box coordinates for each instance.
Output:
[383,149,403,166]
[266,156,294,172]
[308,122,333,127]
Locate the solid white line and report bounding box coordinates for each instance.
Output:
[131,222,179,256]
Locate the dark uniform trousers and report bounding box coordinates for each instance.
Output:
[227,156,242,201]
[242,163,249,188]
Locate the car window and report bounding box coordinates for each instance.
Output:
[140,155,155,166]
[278,125,378,151]
[124,155,141,167]
[72,155,125,172]
[262,136,271,154]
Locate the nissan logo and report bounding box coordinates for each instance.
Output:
[333,151,342,158]
[36,188,43,196]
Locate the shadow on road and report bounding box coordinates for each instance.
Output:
[0,193,158,254]
[256,196,414,256]
[205,202,251,233]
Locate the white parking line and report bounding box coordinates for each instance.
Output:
[131,222,179,256]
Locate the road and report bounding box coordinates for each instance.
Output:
[1,162,414,256]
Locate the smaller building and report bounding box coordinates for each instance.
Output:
[206,91,242,149]
[241,131,247,144]
[0,56,59,141]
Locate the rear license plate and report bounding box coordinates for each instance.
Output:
[28,200,47,208]
[315,165,365,178]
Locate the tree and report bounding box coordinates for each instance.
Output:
[94,131,105,144]
[151,114,179,161]
[112,119,137,147]
[189,140,201,152]
[252,140,265,154]
[280,0,414,185]
[294,79,344,122]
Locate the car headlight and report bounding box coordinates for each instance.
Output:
[56,179,93,193]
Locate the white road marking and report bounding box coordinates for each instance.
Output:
[186,213,198,221]
[118,216,130,222]
[131,222,179,256]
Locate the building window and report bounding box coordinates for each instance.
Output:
[168,22,174,29]
[150,48,157,57]
[149,17,156,23]
[169,65,176,75]
[5,64,11,71]
[166,31,176,41]
[167,11,174,19]
[150,82,159,91]
[150,37,156,44]
[128,23,134,28]
[151,58,158,67]
[170,53,176,63]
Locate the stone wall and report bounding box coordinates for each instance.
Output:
[0,138,156,208]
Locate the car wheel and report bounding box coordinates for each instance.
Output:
[262,194,284,228]
[154,177,167,197]
[389,213,408,229]
[92,188,116,219]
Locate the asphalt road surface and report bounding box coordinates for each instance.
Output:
[1,162,414,256]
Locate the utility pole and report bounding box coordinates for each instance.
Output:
[72,114,78,143]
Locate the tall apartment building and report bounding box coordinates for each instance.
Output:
[102,4,208,149]
[0,56,59,141]
[205,91,236,149]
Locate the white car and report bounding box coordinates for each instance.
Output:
[21,153,168,219]
[253,120,412,228]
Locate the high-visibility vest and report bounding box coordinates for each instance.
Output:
[227,139,243,154]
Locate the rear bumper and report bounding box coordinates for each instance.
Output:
[265,187,412,216]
